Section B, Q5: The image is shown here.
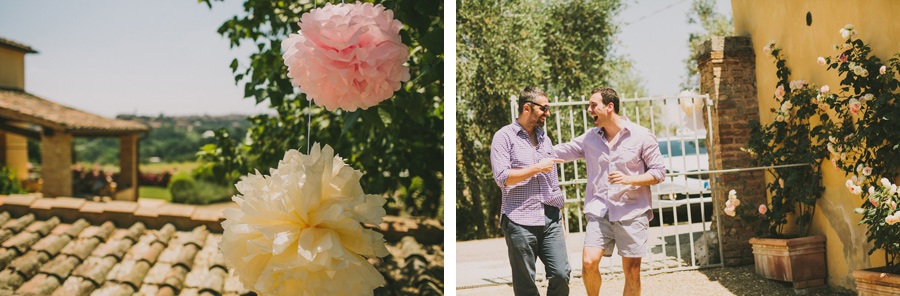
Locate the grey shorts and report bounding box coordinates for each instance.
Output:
[584,213,649,258]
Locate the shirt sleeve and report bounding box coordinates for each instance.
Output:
[642,132,666,183]
[490,130,515,189]
[554,131,587,162]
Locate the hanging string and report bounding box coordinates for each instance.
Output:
[307,0,317,154]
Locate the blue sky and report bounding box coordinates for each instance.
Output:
[0,0,265,118]
[615,0,733,96]
[0,0,731,118]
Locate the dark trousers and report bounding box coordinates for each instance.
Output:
[502,204,571,296]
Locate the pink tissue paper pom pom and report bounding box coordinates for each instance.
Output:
[282,2,411,111]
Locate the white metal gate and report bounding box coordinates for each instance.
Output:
[510,93,725,273]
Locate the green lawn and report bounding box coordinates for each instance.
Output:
[140,161,200,174]
[74,161,199,174]
[139,186,171,202]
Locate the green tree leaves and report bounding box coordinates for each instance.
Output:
[201,0,444,218]
[456,0,624,240]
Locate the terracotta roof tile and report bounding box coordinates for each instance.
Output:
[16,273,62,295]
[33,234,73,257]
[197,267,227,296]
[72,256,117,286]
[0,37,37,54]
[122,222,145,243]
[0,213,10,228]
[40,255,80,279]
[137,242,166,265]
[90,239,132,261]
[174,244,200,270]
[142,262,171,285]
[180,287,201,296]
[2,231,41,254]
[118,260,151,289]
[3,213,35,233]
[156,224,177,246]
[161,265,188,294]
[26,217,60,236]
[60,236,102,261]
[64,219,91,238]
[0,90,149,136]
[90,282,134,295]
[0,269,23,290]
[137,284,162,296]
[155,285,176,296]
[52,276,95,296]
[0,249,16,269]
[222,270,247,295]
[0,206,444,296]
[8,251,49,279]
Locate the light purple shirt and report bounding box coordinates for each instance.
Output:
[491,121,565,226]
[554,120,666,222]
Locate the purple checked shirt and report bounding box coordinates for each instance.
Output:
[554,120,666,222]
[491,122,565,226]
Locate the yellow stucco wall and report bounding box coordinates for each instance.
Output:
[732,0,900,290]
[0,46,26,90]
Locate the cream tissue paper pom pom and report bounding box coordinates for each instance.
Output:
[220,143,389,296]
[282,2,411,111]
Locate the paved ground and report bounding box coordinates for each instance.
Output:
[458,223,716,289]
[457,234,853,296]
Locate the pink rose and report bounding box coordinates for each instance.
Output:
[839,54,848,63]
[850,185,862,195]
[817,57,826,65]
[724,205,736,217]
[887,211,900,225]
[759,204,768,215]
[862,167,872,176]
[820,85,830,93]
[774,85,785,99]
[881,65,887,75]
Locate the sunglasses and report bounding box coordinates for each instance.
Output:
[525,100,550,112]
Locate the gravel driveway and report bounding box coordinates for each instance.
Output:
[457,264,854,296]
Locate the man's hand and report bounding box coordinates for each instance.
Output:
[609,171,660,186]
[504,158,564,186]
[536,158,565,173]
[608,171,634,185]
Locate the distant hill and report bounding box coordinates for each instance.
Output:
[29,114,253,165]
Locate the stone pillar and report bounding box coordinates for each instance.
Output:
[698,36,767,266]
[117,134,139,201]
[41,129,72,197]
[4,122,30,180]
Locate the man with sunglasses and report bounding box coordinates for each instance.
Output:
[554,87,665,296]
[491,87,571,296]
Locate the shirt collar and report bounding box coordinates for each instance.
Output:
[597,116,631,137]
[514,120,544,138]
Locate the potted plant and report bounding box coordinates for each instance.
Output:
[850,178,900,295]
[727,39,832,289]
[814,24,900,295]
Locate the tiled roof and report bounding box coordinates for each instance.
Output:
[0,38,37,54]
[0,196,444,295]
[0,89,149,136]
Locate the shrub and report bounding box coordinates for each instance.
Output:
[168,172,196,204]
[0,166,25,195]
[168,172,233,205]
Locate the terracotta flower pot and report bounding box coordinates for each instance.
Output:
[852,267,900,296]
[748,235,827,289]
